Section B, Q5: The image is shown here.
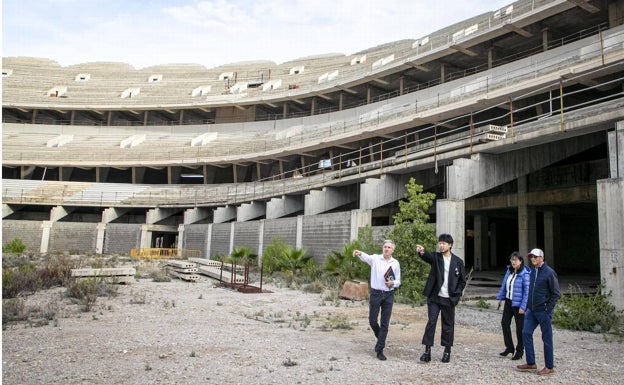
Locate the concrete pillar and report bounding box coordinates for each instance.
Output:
[544,211,559,267]
[258,220,265,262]
[436,199,465,261]
[177,224,185,257]
[517,175,536,255]
[597,178,624,310]
[139,224,152,249]
[473,214,487,271]
[146,208,178,224]
[489,222,498,268]
[40,221,52,253]
[350,209,372,241]
[296,215,303,249]
[50,206,72,222]
[608,121,624,178]
[229,222,235,255]
[95,223,106,254]
[206,223,213,258]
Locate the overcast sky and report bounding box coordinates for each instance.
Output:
[3,0,511,69]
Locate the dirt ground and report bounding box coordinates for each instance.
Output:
[2,274,623,385]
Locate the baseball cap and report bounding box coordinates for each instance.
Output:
[527,248,544,258]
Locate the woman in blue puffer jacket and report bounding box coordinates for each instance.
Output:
[496,251,530,360]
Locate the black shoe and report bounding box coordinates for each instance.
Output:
[377,351,387,361]
[441,351,451,363]
[511,351,523,360]
[499,349,514,357]
[419,352,431,363]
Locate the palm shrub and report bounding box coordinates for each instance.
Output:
[324,240,370,282]
[387,177,437,304]
[2,238,27,253]
[262,238,290,275]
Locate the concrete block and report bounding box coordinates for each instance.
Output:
[339,280,369,300]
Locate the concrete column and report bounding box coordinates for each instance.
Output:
[517,175,536,255]
[489,222,497,268]
[608,121,624,178]
[177,224,185,257]
[206,223,213,258]
[544,211,559,266]
[436,199,465,261]
[296,215,303,249]
[183,207,211,224]
[350,209,372,241]
[229,222,235,255]
[597,178,624,310]
[95,223,107,254]
[258,220,265,263]
[40,221,52,253]
[542,28,550,52]
[473,214,486,271]
[140,224,152,249]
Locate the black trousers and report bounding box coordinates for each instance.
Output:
[369,289,394,352]
[422,296,455,348]
[501,299,525,353]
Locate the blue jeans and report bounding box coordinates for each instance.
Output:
[522,309,554,369]
[369,289,394,352]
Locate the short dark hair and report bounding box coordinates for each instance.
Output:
[438,233,454,245]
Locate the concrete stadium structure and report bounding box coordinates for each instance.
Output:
[3,0,624,308]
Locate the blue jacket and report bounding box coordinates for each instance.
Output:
[496,265,530,311]
[527,262,561,313]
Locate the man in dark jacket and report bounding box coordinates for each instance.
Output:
[516,248,561,376]
[416,233,467,363]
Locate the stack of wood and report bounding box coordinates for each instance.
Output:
[165,260,200,282]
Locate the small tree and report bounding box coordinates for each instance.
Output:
[387,177,437,304]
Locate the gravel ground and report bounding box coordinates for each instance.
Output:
[2,277,623,385]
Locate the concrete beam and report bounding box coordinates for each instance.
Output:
[266,195,304,219]
[304,185,357,215]
[3,204,22,219]
[50,206,74,222]
[237,201,266,222]
[102,207,129,223]
[146,207,180,224]
[183,207,212,224]
[214,206,236,223]
[360,174,407,210]
[446,135,605,200]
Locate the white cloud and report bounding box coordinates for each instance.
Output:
[2,0,511,69]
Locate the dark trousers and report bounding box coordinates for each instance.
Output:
[501,299,525,353]
[369,289,394,352]
[422,296,455,348]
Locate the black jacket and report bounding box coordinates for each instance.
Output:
[420,251,467,305]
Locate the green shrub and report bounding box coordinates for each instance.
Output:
[553,283,622,334]
[66,277,116,312]
[3,238,27,253]
[324,240,370,283]
[2,298,27,326]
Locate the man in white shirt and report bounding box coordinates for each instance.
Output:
[353,240,401,361]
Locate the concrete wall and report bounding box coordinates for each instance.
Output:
[302,211,352,264]
[597,178,624,310]
[211,223,231,257]
[104,224,141,254]
[262,217,298,252]
[233,221,261,255]
[2,220,43,252]
[183,224,210,257]
[48,222,98,254]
